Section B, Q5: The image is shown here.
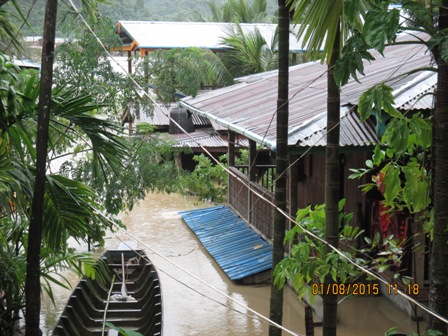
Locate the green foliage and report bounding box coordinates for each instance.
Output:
[428,30,448,64]
[384,327,443,336]
[0,216,104,335]
[192,0,275,23]
[363,5,400,54]
[60,134,184,215]
[181,153,228,202]
[273,199,405,301]
[334,32,375,87]
[350,107,432,215]
[288,0,343,63]
[53,15,138,119]
[142,47,233,103]
[358,83,403,122]
[0,47,138,333]
[0,3,23,55]
[104,322,143,336]
[97,0,150,23]
[220,23,278,77]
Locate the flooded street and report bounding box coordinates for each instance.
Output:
[41,192,425,335]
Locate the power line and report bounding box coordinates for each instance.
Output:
[111,230,304,336]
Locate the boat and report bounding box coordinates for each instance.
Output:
[53,246,163,336]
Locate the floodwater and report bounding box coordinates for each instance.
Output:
[41,192,425,335]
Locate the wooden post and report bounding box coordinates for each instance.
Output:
[26,0,57,334]
[269,2,289,333]
[144,51,149,92]
[228,131,236,204]
[288,155,299,255]
[248,140,257,224]
[127,50,132,74]
[291,53,297,65]
[288,155,299,223]
[305,305,315,336]
[228,131,235,167]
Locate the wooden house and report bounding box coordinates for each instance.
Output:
[120,102,249,171]
[180,32,435,316]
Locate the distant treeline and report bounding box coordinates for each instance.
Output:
[5,0,228,36]
[5,0,279,37]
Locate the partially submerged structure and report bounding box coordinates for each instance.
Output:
[180,33,435,314]
[121,103,249,171]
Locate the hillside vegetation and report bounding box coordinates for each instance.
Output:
[7,0,228,36]
[6,0,277,36]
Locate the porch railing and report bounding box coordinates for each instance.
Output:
[228,167,274,240]
[234,164,276,192]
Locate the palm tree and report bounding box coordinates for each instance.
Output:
[427,1,448,333]
[0,1,132,334]
[0,50,129,334]
[220,23,278,78]
[268,2,289,335]
[0,0,24,54]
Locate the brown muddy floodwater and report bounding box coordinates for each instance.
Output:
[41,192,425,335]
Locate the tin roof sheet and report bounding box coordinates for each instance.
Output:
[181,32,435,149]
[117,21,305,52]
[170,128,249,149]
[127,104,210,127]
[179,206,272,280]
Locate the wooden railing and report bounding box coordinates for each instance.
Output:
[234,164,276,192]
[228,167,274,240]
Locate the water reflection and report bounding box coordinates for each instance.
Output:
[41,192,424,335]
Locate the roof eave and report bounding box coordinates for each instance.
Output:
[180,100,277,152]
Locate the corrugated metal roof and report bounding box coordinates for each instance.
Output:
[180,32,435,149]
[298,107,381,148]
[393,71,436,111]
[179,206,272,280]
[126,104,210,127]
[169,128,249,149]
[117,21,305,52]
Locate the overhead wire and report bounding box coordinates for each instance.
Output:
[110,230,304,336]
[65,0,448,327]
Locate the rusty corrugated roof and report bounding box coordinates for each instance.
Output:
[127,103,210,127]
[180,32,435,149]
[169,128,249,149]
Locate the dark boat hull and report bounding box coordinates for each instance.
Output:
[53,249,162,336]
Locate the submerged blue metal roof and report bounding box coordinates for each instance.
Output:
[179,205,272,281]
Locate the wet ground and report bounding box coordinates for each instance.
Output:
[41,192,425,335]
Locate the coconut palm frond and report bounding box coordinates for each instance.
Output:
[0,5,23,54]
[201,48,235,87]
[43,174,117,250]
[291,0,343,63]
[289,0,375,63]
[221,24,277,76]
[49,88,129,178]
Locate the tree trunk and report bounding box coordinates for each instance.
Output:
[25,0,57,334]
[269,0,289,335]
[428,1,448,334]
[323,22,340,336]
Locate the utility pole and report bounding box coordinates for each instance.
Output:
[25,0,58,334]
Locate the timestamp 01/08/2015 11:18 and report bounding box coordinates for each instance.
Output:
[310,283,420,296]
